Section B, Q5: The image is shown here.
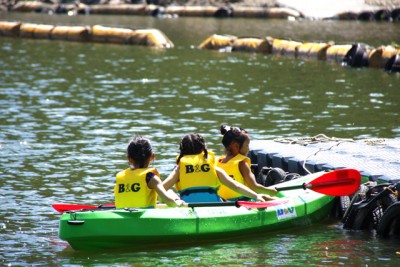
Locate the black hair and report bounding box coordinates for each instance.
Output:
[127,136,153,168]
[220,124,248,149]
[176,133,208,164]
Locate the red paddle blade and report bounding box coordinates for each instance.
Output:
[52,203,114,213]
[237,198,289,209]
[306,168,361,196]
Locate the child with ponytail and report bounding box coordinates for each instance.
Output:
[217,125,277,201]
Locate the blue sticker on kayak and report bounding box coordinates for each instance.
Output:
[275,204,297,220]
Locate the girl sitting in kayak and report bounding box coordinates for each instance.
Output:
[114,136,186,209]
[163,133,274,203]
[217,125,277,201]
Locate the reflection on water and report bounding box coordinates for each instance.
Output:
[50,221,400,266]
[1,13,400,266]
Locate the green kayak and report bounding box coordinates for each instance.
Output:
[58,170,360,250]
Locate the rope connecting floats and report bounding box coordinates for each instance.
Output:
[274,134,354,145]
[274,135,387,147]
[273,135,391,174]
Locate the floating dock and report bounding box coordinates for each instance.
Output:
[249,135,400,184]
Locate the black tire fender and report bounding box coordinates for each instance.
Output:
[264,167,286,186]
[352,189,396,230]
[342,184,369,229]
[377,202,400,238]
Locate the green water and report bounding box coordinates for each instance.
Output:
[1,12,400,266]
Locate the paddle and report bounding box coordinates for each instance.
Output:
[53,168,360,213]
[52,198,289,213]
[275,168,361,197]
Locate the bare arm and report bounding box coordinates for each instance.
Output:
[239,161,277,196]
[216,167,273,202]
[162,166,180,191]
[148,174,185,207]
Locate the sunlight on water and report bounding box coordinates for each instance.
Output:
[1,12,400,266]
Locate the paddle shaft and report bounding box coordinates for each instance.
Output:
[276,181,353,191]
[55,203,241,211]
[53,199,288,213]
[187,199,287,208]
[276,184,306,191]
[187,201,238,208]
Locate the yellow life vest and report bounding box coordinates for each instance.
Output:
[216,154,251,200]
[114,167,159,209]
[176,151,220,193]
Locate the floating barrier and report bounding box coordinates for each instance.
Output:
[131,29,174,48]
[89,4,147,15]
[197,34,400,73]
[91,24,135,44]
[230,7,269,18]
[51,25,90,42]
[0,21,21,37]
[164,6,219,17]
[227,6,300,18]
[343,43,370,68]
[8,2,302,19]
[231,37,273,53]
[6,1,400,22]
[265,7,302,19]
[272,39,302,57]
[368,45,399,69]
[0,21,174,48]
[385,53,400,72]
[198,34,237,50]
[11,1,52,12]
[338,8,400,22]
[325,44,353,64]
[19,23,54,39]
[297,42,333,60]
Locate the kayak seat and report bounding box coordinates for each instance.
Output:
[179,187,222,203]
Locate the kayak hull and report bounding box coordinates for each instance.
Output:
[59,173,336,250]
